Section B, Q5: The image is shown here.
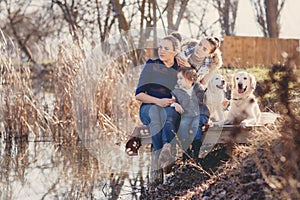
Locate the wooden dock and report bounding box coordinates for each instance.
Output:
[125,112,279,156]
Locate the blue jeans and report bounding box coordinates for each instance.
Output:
[139,104,180,151]
[177,114,209,145]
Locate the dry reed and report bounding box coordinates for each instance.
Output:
[0,30,53,143]
[0,30,151,199]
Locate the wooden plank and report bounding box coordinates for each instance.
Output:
[234,37,243,67]
[255,37,265,67]
[243,37,256,66]
[201,125,252,144]
[202,112,278,144]
[221,36,232,66]
[125,112,279,155]
[273,38,280,64]
[259,112,279,125]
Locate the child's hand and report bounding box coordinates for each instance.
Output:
[157,98,174,107]
[222,98,229,109]
[176,57,190,67]
[174,103,184,114]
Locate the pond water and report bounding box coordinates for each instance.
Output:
[0,134,152,200]
[0,89,153,200]
[0,84,222,200]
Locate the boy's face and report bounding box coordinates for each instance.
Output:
[194,39,214,57]
[177,72,193,90]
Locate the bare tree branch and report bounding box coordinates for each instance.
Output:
[212,0,239,36]
[110,0,130,32]
[166,0,189,33]
[174,0,189,30]
[250,0,286,37]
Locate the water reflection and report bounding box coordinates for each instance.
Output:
[0,136,151,200]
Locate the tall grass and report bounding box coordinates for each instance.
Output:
[49,42,83,145]
[0,31,52,143]
[0,29,139,146]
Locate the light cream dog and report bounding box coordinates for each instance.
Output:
[204,73,227,122]
[224,71,261,127]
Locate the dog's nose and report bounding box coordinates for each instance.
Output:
[221,80,225,85]
[238,83,243,89]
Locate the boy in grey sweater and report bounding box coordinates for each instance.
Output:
[172,67,210,161]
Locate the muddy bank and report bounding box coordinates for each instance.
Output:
[140,145,231,199]
[140,126,299,200]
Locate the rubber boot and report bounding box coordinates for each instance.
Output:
[181,139,192,161]
[182,148,192,161]
[192,140,202,161]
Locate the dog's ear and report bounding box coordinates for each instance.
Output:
[207,76,214,90]
[232,74,236,89]
[210,50,222,70]
[249,74,257,89]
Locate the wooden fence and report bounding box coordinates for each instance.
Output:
[221,36,300,67]
[145,36,300,68]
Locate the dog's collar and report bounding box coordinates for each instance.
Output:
[191,64,198,71]
[232,95,249,101]
[232,98,242,101]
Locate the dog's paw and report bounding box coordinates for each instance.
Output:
[207,119,214,126]
[213,121,224,127]
[240,121,249,128]
[223,119,231,125]
[241,119,257,128]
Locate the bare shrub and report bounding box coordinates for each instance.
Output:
[50,42,84,145]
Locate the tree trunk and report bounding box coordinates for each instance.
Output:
[167,0,189,33]
[167,0,176,31]
[265,0,279,37]
[251,0,285,38]
[213,0,239,36]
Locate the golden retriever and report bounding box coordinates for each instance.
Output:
[223,71,261,127]
[204,73,227,122]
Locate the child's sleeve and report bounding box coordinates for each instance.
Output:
[171,90,180,103]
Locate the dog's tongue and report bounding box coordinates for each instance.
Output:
[217,85,224,90]
[238,88,244,94]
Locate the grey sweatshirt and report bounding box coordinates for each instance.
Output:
[171,82,210,118]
